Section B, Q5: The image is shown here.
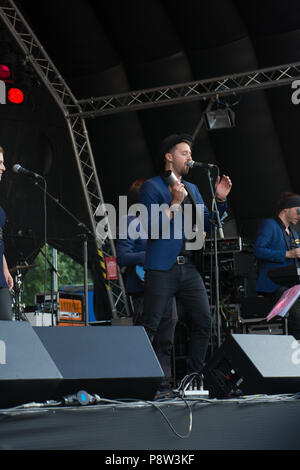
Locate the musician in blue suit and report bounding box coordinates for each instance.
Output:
[139,134,232,374]
[117,179,177,394]
[253,192,300,338]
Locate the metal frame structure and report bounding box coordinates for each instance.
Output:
[0,0,130,319]
[1,0,300,324]
[73,62,300,118]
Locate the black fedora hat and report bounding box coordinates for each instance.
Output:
[158,134,193,171]
[159,133,193,158]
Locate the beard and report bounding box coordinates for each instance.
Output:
[181,165,190,177]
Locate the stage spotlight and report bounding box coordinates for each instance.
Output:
[0,64,11,80]
[7,87,24,104]
[204,108,235,130]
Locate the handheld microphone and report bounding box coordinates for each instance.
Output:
[187,160,216,169]
[12,164,44,182]
[163,170,187,198]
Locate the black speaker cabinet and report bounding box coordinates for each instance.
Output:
[34,325,164,400]
[203,334,300,398]
[0,321,62,408]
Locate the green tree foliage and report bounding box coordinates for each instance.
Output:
[21,245,91,306]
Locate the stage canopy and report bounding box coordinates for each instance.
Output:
[0,1,300,317]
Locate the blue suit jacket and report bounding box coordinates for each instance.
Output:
[116,215,146,294]
[139,175,227,271]
[253,218,299,292]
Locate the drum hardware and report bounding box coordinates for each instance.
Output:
[10,263,37,275]
[10,263,37,321]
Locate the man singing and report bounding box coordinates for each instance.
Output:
[139,134,232,375]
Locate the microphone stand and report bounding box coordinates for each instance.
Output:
[206,167,224,348]
[34,181,94,326]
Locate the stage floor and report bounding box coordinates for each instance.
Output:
[1,394,300,451]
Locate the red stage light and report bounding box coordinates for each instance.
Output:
[7,87,24,104]
[0,64,11,80]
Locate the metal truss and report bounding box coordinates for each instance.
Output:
[73,62,300,118]
[0,0,130,319]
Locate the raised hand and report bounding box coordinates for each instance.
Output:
[215,175,232,201]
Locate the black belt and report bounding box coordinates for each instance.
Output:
[176,255,193,265]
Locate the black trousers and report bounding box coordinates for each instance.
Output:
[141,262,212,373]
[0,287,12,321]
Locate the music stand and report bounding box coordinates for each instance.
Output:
[266,284,300,334]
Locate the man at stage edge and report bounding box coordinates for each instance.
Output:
[0,146,14,321]
[253,192,300,338]
[139,134,232,375]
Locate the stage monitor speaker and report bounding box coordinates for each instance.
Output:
[34,325,164,401]
[0,321,62,408]
[203,334,300,398]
